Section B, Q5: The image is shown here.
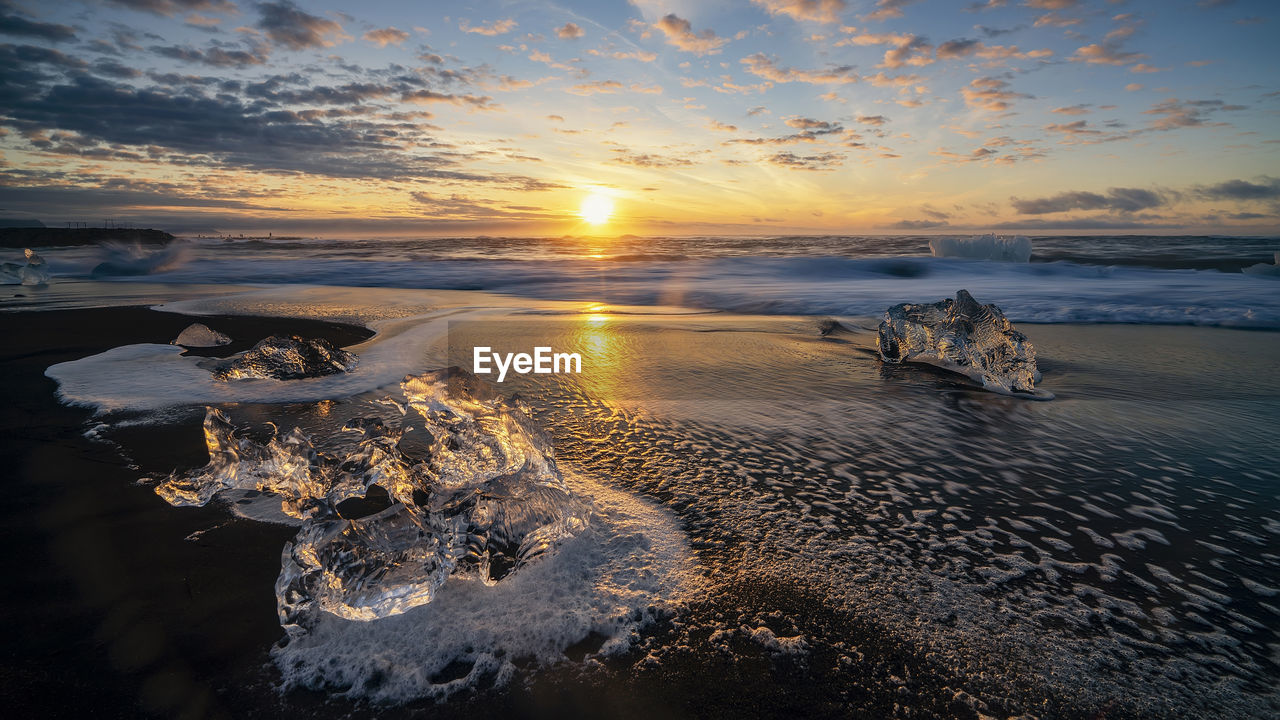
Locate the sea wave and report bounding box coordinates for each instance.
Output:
[64,254,1280,328]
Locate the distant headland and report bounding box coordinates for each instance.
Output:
[0,225,175,248]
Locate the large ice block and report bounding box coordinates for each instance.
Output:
[155,368,590,632]
[877,289,1051,398]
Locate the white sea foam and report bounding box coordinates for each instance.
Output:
[273,470,699,702]
[44,288,555,412]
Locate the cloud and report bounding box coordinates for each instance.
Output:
[936,39,1052,61]
[891,219,948,228]
[609,149,694,168]
[653,14,728,55]
[0,8,77,42]
[0,70,508,183]
[401,89,494,107]
[936,38,981,59]
[751,0,846,24]
[767,151,843,170]
[597,49,657,62]
[1071,42,1145,66]
[1195,177,1280,200]
[555,22,584,39]
[1040,119,1130,146]
[740,53,857,84]
[460,18,516,36]
[857,114,888,125]
[150,41,270,67]
[960,76,1029,112]
[835,30,933,68]
[566,80,624,95]
[1051,104,1090,115]
[706,119,738,132]
[364,27,410,47]
[256,1,346,50]
[102,0,234,17]
[866,0,926,22]
[1026,0,1079,8]
[882,35,933,68]
[1011,187,1168,214]
[726,117,844,145]
[1143,98,1242,130]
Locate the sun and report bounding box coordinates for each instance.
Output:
[579,192,614,225]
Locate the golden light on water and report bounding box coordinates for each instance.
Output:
[579,192,614,225]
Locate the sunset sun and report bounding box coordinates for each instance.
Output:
[579,192,614,225]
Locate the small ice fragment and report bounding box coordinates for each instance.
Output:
[172,322,232,347]
[928,234,1032,262]
[1242,252,1280,277]
[213,335,357,380]
[877,289,1051,398]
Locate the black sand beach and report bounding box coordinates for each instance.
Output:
[4,300,1278,719]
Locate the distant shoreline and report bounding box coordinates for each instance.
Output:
[0,227,174,248]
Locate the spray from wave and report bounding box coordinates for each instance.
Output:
[91,240,188,277]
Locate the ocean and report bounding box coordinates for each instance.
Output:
[2,234,1278,719]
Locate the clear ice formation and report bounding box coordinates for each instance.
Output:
[0,248,51,285]
[155,368,590,633]
[172,322,232,347]
[213,335,357,380]
[929,234,1032,262]
[877,289,1051,398]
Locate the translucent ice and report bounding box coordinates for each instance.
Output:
[929,234,1032,262]
[877,289,1051,398]
[213,335,357,380]
[155,368,590,632]
[1,248,51,285]
[172,322,232,347]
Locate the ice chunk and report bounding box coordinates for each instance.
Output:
[877,289,1052,398]
[171,322,232,347]
[1,248,51,285]
[155,407,334,519]
[929,234,1032,262]
[155,368,590,632]
[213,335,357,380]
[21,249,50,284]
[1242,252,1280,277]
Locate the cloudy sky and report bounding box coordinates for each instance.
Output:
[0,0,1276,235]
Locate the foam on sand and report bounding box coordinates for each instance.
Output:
[273,469,697,702]
[44,287,545,412]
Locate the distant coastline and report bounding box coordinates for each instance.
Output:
[0,227,174,249]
